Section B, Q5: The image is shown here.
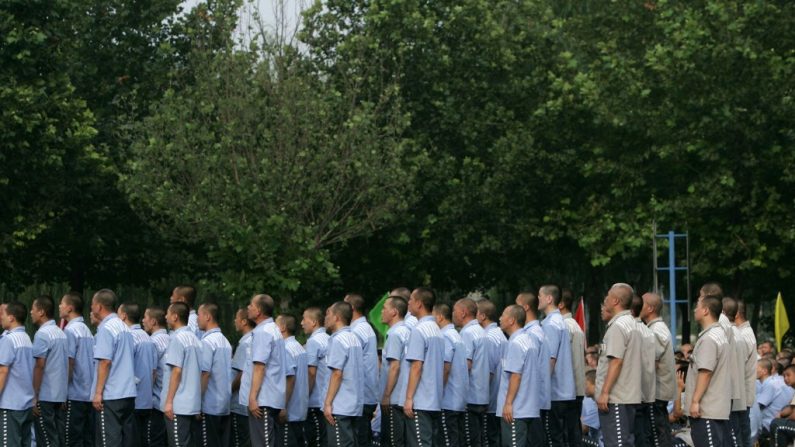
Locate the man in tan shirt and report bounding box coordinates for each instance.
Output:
[684,293,732,446]
[630,294,657,446]
[641,292,676,446]
[595,283,642,447]
[735,300,757,447]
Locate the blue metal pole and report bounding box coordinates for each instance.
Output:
[668,231,678,349]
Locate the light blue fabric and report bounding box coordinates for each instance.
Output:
[441,324,469,412]
[523,320,551,410]
[541,310,576,401]
[758,375,794,430]
[247,318,287,409]
[404,316,445,411]
[160,326,203,415]
[129,324,157,410]
[460,319,490,405]
[65,317,95,402]
[0,327,34,410]
[383,322,411,405]
[582,396,600,429]
[485,322,507,413]
[305,328,330,409]
[230,331,252,416]
[200,328,233,416]
[496,331,540,418]
[188,310,203,339]
[32,320,69,403]
[92,313,137,400]
[284,336,308,422]
[150,329,170,409]
[351,317,379,405]
[326,327,364,417]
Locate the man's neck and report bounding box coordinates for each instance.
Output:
[5,323,21,331]
[482,320,494,327]
[352,312,363,321]
[65,313,81,322]
[461,316,474,326]
[525,314,537,324]
[171,324,185,331]
[388,318,403,328]
[204,323,219,332]
[544,305,557,315]
[414,310,430,318]
[700,318,717,329]
[151,326,165,334]
[255,315,269,324]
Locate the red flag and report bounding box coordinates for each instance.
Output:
[574,296,586,335]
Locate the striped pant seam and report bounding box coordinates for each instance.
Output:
[36,402,52,447]
[65,401,72,446]
[441,411,450,447]
[613,405,623,447]
[100,407,108,447]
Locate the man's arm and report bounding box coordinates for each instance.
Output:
[0,366,8,396]
[307,365,317,396]
[232,370,242,393]
[443,361,451,386]
[201,371,210,395]
[164,365,182,420]
[280,375,296,423]
[689,369,713,418]
[93,359,112,411]
[382,359,400,407]
[248,362,266,418]
[324,369,343,425]
[596,357,623,412]
[403,360,423,418]
[502,372,522,423]
[33,357,46,396]
[68,358,75,383]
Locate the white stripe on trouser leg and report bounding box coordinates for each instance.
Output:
[613,405,623,446]
[465,412,471,446]
[147,414,152,446]
[441,412,450,447]
[284,421,289,446]
[315,412,321,446]
[544,412,552,447]
[233,415,239,447]
[389,409,395,446]
[704,419,714,447]
[65,402,71,446]
[264,410,270,446]
[334,417,341,447]
[649,406,659,447]
[414,413,422,445]
[3,410,8,447]
[511,421,517,447]
[482,413,487,445]
[37,403,51,447]
[202,415,208,447]
[174,416,180,447]
[100,408,108,447]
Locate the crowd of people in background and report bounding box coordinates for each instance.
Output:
[0,282,794,447]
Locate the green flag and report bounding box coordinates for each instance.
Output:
[368,292,390,346]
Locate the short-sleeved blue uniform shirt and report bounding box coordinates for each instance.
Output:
[484,322,507,413]
[0,327,35,410]
[351,317,379,406]
[65,317,94,402]
[201,328,233,416]
[248,318,287,409]
[326,327,364,417]
[441,324,469,412]
[460,319,489,405]
[284,336,308,422]
[496,331,540,419]
[129,324,157,410]
[383,322,411,406]
[92,313,137,400]
[541,309,576,401]
[161,326,203,415]
[33,320,69,403]
[150,329,170,409]
[305,328,330,409]
[404,316,445,412]
[523,320,551,410]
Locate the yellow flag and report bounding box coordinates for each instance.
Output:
[775,292,790,352]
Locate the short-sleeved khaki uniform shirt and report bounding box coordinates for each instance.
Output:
[736,321,758,408]
[684,322,731,420]
[637,318,657,404]
[647,318,676,402]
[596,310,641,404]
[562,312,586,397]
[719,314,746,411]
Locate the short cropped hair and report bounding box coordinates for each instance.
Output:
[147,306,167,327]
[279,314,297,335]
[505,304,526,327]
[175,285,197,307]
[5,301,27,324]
[610,283,634,309]
[201,303,220,323]
[120,303,141,324]
[62,291,83,314]
[722,297,738,321]
[433,303,452,322]
[477,300,498,322]
[386,296,408,319]
[391,287,411,300]
[330,301,353,326]
[516,291,538,315]
[701,282,723,300]
[540,284,562,306]
[455,298,477,317]
[560,288,575,312]
[169,302,190,325]
[345,294,366,314]
[630,295,643,318]
[253,294,274,317]
[93,289,118,311]
[700,295,722,320]
[303,307,324,327]
[413,287,436,312]
[33,295,55,319]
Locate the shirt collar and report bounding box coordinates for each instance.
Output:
[486,322,498,330]
[202,327,221,338]
[174,326,192,334]
[524,320,539,330]
[332,326,351,337]
[10,326,26,333]
[738,321,750,329]
[101,313,118,326]
[190,309,197,316]
[40,320,56,328]
[256,317,274,328]
[311,327,327,337]
[561,312,572,319]
[286,335,296,343]
[352,316,367,326]
[67,316,84,326]
[698,322,722,338]
[153,328,167,336]
[464,319,479,329]
[442,323,454,332]
[607,310,631,327]
[387,321,405,333]
[509,329,523,341]
[647,317,664,326]
[131,324,142,331]
[419,315,435,323]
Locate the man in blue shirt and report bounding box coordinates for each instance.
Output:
[91,288,137,447]
[539,284,578,447]
[390,288,418,328]
[245,293,286,447]
[477,299,507,447]
[119,302,158,447]
[516,291,551,442]
[403,287,445,447]
[143,306,170,447]
[198,303,233,447]
[380,296,411,447]
[435,303,469,447]
[323,301,364,447]
[161,301,203,447]
[454,297,489,447]
[231,307,255,447]
[0,302,35,446]
[30,294,69,447]
[497,304,545,447]
[60,291,95,447]
[344,293,379,447]
[278,314,309,447]
[302,307,330,447]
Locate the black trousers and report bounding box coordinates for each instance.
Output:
[407,410,440,447]
[633,403,653,447]
[487,412,501,447]
[354,404,376,447]
[552,399,582,447]
[690,417,731,447]
[501,417,544,447]
[278,420,305,447]
[305,408,326,447]
[439,410,464,447]
[165,414,199,447]
[34,400,65,447]
[381,405,406,447]
[1,409,33,447]
[133,409,151,447]
[66,400,94,447]
[249,407,280,447]
[148,409,168,447]
[230,413,250,447]
[197,414,230,447]
[598,404,636,447]
[464,404,487,447]
[771,418,795,447]
[731,410,751,447]
[326,415,357,447]
[95,398,135,447]
[649,400,674,447]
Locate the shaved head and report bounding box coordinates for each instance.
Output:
[643,292,663,313]
[610,283,634,309]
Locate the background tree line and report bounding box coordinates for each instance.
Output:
[2,0,794,342]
